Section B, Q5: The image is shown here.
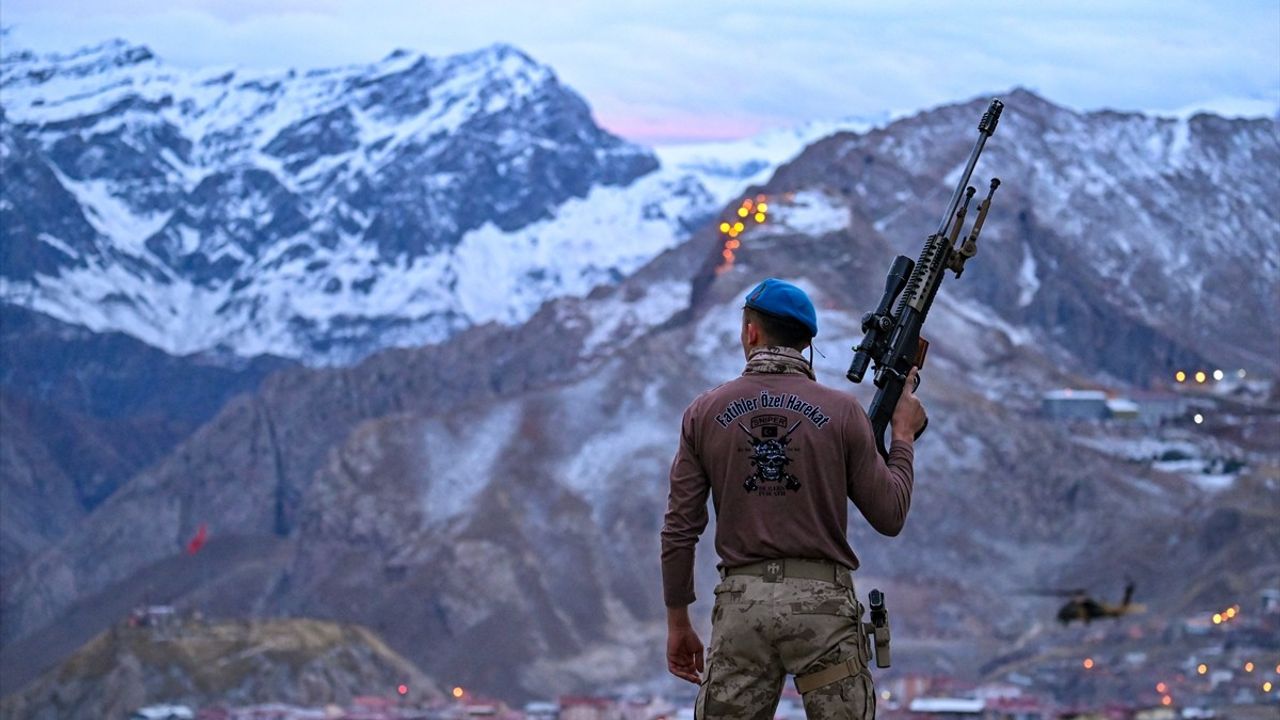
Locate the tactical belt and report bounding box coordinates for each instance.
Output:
[722,558,852,587]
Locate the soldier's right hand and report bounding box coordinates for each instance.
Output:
[891,367,927,442]
[666,624,705,684]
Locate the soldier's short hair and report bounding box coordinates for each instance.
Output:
[744,307,812,351]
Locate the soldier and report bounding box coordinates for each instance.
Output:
[661,278,926,720]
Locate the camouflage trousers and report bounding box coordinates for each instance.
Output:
[695,573,875,720]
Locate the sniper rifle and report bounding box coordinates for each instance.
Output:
[847,98,1005,458]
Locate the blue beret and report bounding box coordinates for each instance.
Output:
[744,278,817,337]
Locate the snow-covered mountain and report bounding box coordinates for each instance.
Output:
[0,41,666,362]
[1,39,887,365]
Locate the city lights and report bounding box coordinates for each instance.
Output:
[1197,663,1208,675]
[452,687,465,699]
[1083,658,1095,669]
[1211,605,1240,625]
[1156,682,1168,694]
[1172,368,1241,386]
[1265,681,1274,693]
[1193,413,1204,425]
[397,684,408,696]
[1161,695,1172,707]
[1244,661,1254,672]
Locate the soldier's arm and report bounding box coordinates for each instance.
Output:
[845,401,915,536]
[660,404,711,608]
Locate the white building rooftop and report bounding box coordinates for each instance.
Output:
[908,697,986,713]
[1042,389,1107,401]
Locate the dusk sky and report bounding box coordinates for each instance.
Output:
[3,1,1277,143]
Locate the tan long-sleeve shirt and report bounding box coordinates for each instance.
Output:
[660,371,914,608]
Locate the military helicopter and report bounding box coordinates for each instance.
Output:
[1027,580,1145,625]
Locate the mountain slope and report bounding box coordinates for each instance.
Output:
[0,305,294,577]
[770,89,1279,374]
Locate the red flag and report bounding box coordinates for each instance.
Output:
[186,523,208,555]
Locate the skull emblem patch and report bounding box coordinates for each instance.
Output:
[738,419,802,494]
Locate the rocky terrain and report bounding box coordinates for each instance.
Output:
[0,615,439,720]
[0,38,1277,708]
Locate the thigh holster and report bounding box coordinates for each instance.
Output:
[794,657,861,694]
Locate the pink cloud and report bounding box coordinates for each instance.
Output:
[595,111,771,145]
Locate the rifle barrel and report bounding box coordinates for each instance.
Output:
[935,99,1002,238]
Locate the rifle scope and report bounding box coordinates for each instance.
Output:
[847,255,914,383]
